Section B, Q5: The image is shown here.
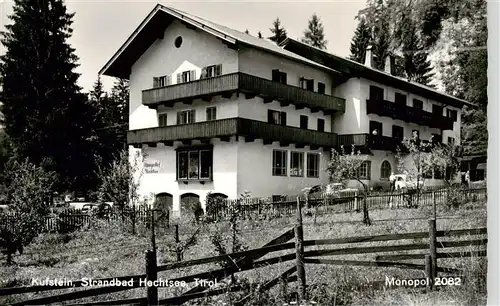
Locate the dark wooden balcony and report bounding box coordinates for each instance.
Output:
[128,118,338,149]
[366,99,454,130]
[337,133,404,152]
[142,73,345,115]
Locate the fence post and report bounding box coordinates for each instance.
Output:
[425,254,433,292]
[150,210,157,251]
[295,196,306,303]
[428,218,437,280]
[175,224,182,262]
[145,250,159,306]
[432,191,437,219]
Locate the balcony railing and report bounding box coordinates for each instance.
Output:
[366,99,454,130]
[128,118,338,149]
[337,133,404,152]
[142,73,345,114]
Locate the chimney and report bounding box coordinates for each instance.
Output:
[384,54,395,75]
[364,45,373,68]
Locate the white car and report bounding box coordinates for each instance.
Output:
[394,174,424,190]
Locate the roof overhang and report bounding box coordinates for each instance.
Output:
[99,5,237,79]
[280,38,475,109]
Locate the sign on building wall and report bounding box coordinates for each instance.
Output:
[144,161,161,174]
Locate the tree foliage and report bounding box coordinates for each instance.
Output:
[0,0,96,193]
[268,17,287,45]
[349,18,371,63]
[301,13,327,50]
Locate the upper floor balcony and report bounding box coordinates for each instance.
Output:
[337,133,402,152]
[142,73,346,115]
[128,117,338,149]
[366,99,454,131]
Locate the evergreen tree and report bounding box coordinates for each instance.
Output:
[110,78,129,148]
[349,18,372,63]
[258,31,263,39]
[301,13,327,50]
[0,0,96,193]
[268,17,287,45]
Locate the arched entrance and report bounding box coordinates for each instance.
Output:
[180,193,202,222]
[154,193,172,228]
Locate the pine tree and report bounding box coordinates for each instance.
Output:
[110,78,129,148]
[268,17,287,45]
[349,18,372,63]
[301,13,327,50]
[0,0,96,193]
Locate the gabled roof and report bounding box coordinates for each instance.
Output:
[99,4,341,79]
[279,37,475,109]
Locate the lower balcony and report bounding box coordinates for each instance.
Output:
[337,134,404,152]
[127,118,338,149]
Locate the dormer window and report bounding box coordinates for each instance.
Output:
[177,70,196,84]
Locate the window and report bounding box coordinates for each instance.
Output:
[268,110,287,125]
[369,121,383,136]
[448,137,455,145]
[177,70,196,84]
[201,64,222,79]
[272,195,286,202]
[380,161,391,179]
[206,107,216,121]
[272,150,287,176]
[432,104,444,116]
[412,130,420,140]
[392,125,404,141]
[357,161,371,180]
[317,82,326,94]
[300,115,308,129]
[177,148,213,180]
[317,119,325,132]
[395,93,407,105]
[177,110,195,124]
[413,99,423,109]
[153,75,170,88]
[433,166,444,179]
[431,133,442,144]
[272,69,287,84]
[290,152,304,177]
[307,153,320,178]
[369,85,384,100]
[446,109,458,122]
[158,113,168,127]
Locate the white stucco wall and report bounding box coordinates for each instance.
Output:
[129,20,239,130]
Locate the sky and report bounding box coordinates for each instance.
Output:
[0,0,367,93]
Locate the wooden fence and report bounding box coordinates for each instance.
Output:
[0,187,487,234]
[0,216,487,305]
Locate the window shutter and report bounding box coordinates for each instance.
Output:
[190,70,196,81]
[200,68,207,79]
[281,72,287,84]
[176,73,182,84]
[153,77,159,88]
[267,110,274,123]
[306,79,314,91]
[272,69,280,82]
[215,64,222,76]
[177,112,181,124]
[190,110,196,123]
[166,75,171,85]
[281,112,287,126]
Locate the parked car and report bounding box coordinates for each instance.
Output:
[324,183,358,197]
[394,174,424,191]
[82,203,113,216]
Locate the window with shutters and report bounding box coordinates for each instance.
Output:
[272,69,287,84]
[290,152,304,177]
[267,110,286,125]
[299,77,314,91]
[380,161,391,179]
[369,121,383,136]
[317,118,325,132]
[369,86,384,100]
[272,150,287,176]
[395,93,407,105]
[177,70,196,84]
[206,107,216,121]
[432,104,444,116]
[431,133,442,144]
[317,82,326,94]
[392,125,404,141]
[153,75,169,88]
[447,137,455,145]
[412,130,420,140]
[158,113,168,127]
[177,110,195,125]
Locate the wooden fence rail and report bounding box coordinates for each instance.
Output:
[1,218,487,306]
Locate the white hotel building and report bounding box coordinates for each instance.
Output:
[99,5,471,214]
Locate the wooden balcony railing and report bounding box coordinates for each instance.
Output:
[142,73,345,114]
[366,99,454,130]
[337,133,404,152]
[128,118,338,149]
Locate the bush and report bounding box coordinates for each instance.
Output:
[446,187,467,209]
